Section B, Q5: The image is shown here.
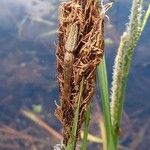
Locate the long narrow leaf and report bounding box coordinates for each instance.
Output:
[66,77,84,150]
[141,4,150,32]
[81,102,92,150]
[97,56,115,150]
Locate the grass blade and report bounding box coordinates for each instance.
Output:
[66,77,84,150]
[141,4,150,32]
[81,102,92,150]
[97,56,115,150]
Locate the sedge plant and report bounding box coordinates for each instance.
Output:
[56,0,150,150]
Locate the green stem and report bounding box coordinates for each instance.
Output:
[81,102,92,150]
[97,56,115,150]
[141,4,150,32]
[66,77,84,150]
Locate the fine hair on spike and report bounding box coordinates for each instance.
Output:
[54,143,65,150]
[100,1,113,24]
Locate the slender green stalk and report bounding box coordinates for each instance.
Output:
[66,77,84,150]
[97,56,115,150]
[81,102,92,150]
[141,4,150,32]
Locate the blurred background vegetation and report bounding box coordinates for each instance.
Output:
[0,0,149,149]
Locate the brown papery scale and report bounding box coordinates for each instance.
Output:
[55,0,105,145]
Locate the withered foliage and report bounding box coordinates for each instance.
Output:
[55,0,105,145]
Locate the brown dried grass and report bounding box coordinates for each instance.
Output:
[55,0,104,145]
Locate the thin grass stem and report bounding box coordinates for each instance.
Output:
[81,102,92,150]
[66,77,84,150]
[141,4,150,32]
[97,56,115,150]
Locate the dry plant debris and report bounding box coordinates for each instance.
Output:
[55,0,105,145]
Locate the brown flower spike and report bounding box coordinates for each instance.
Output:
[55,0,105,145]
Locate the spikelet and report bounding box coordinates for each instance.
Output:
[55,0,105,145]
[111,0,143,134]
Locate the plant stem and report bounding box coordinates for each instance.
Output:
[66,77,84,150]
[141,4,150,32]
[81,102,92,150]
[97,56,115,150]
